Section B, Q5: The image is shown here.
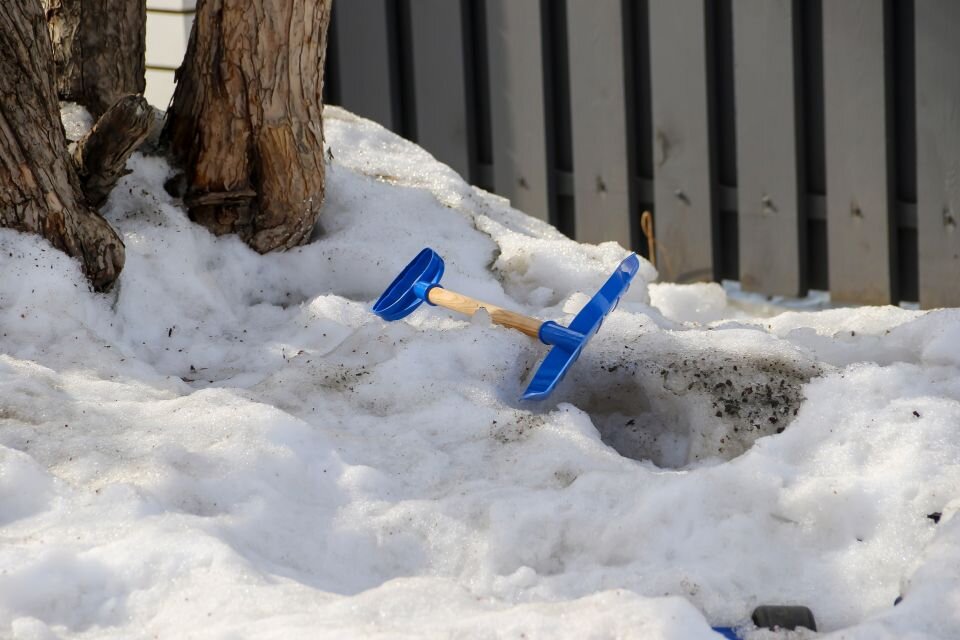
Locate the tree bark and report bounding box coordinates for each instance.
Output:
[162,0,331,253]
[72,94,153,207]
[0,2,124,291]
[42,0,146,118]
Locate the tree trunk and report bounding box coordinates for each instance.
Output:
[162,0,331,253]
[0,2,124,291]
[42,0,146,118]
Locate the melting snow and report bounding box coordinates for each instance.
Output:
[0,107,958,639]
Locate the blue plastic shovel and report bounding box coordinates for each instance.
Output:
[372,248,640,400]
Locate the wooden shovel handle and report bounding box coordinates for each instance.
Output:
[427,287,543,339]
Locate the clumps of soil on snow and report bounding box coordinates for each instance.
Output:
[557,337,824,469]
[490,412,547,444]
[659,355,810,434]
[313,362,373,393]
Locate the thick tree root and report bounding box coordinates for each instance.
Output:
[72,94,153,206]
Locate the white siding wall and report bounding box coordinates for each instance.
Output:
[145,0,195,108]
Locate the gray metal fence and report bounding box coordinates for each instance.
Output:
[323,0,960,309]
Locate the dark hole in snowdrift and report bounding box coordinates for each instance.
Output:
[556,346,823,469]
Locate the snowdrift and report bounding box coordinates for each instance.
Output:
[0,107,959,639]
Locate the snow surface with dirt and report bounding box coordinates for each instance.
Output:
[1,106,959,640]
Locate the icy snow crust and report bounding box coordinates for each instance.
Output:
[1,107,959,639]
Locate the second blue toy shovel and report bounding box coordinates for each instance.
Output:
[372,248,640,400]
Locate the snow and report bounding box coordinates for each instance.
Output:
[0,106,958,639]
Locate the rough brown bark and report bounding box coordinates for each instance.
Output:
[42,0,146,118]
[0,2,124,291]
[162,0,331,253]
[72,95,153,207]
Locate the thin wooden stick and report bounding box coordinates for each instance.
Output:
[641,210,656,268]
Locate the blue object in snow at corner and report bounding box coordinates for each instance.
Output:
[372,248,640,400]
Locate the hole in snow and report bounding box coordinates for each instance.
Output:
[560,344,823,469]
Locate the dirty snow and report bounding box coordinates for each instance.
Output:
[0,106,958,639]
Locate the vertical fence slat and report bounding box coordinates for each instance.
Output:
[407,0,472,179]
[823,0,895,304]
[916,0,960,309]
[648,0,716,282]
[893,0,918,303]
[331,0,398,131]
[733,0,805,296]
[565,0,633,247]
[485,0,551,222]
[803,0,829,292]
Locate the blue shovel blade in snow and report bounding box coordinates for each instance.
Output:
[522,253,641,400]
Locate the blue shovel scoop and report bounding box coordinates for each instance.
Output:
[372,248,640,400]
